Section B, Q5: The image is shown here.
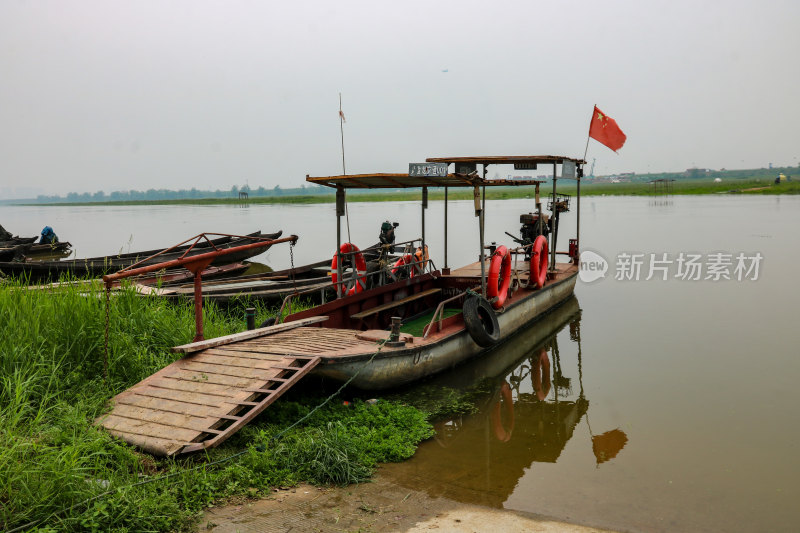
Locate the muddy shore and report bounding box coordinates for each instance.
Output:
[199,474,617,533]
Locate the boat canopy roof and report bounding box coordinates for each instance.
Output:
[425,155,585,165]
[306,155,583,190]
[306,173,543,190]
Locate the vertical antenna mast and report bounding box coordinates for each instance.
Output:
[339,93,346,175]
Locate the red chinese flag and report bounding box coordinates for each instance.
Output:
[589,106,626,152]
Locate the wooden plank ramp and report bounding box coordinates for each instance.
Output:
[96,317,328,456]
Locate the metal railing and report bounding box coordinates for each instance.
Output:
[276,237,436,323]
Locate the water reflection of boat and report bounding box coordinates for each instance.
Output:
[385,299,628,507]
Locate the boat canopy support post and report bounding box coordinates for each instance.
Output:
[444,186,448,270]
[336,186,345,298]
[421,186,427,262]
[550,163,558,272]
[473,184,485,297]
[577,165,582,260]
[480,165,488,298]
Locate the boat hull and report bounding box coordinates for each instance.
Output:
[313,269,578,389]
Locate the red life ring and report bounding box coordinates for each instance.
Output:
[487,245,512,309]
[491,381,515,442]
[530,235,549,289]
[391,254,416,279]
[331,243,367,296]
[532,348,551,401]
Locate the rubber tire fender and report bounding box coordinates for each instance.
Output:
[463,296,500,347]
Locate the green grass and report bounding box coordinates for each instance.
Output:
[0,278,433,532]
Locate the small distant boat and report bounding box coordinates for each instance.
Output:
[0,241,73,261]
[0,231,281,281]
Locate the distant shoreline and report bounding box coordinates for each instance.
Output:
[13,177,799,207]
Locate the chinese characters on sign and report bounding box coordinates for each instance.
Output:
[613,252,763,281]
[409,163,448,177]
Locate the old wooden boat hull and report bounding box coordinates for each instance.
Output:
[312,268,578,389]
[0,231,280,281]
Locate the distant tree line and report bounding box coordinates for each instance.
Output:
[29,165,800,203]
[34,184,333,204]
[585,165,797,183]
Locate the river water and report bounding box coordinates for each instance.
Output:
[3,195,798,532]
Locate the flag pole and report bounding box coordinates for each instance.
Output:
[583,104,595,162]
[339,93,346,175]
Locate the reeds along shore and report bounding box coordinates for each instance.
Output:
[0,279,432,532]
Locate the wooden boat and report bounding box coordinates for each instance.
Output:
[0,236,38,247]
[97,155,587,455]
[0,231,281,281]
[275,156,585,389]
[0,241,73,261]
[155,243,398,304]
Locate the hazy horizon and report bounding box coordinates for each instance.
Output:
[2,0,798,199]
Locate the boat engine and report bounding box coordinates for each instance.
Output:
[379,221,399,246]
[506,213,550,260]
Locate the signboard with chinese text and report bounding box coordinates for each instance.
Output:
[409,163,448,177]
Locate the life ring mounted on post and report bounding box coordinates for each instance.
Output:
[330,242,367,297]
[530,235,549,289]
[486,245,512,309]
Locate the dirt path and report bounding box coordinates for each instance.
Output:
[199,475,617,533]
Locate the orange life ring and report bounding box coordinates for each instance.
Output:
[331,243,367,296]
[531,235,549,289]
[413,245,429,275]
[491,381,515,442]
[487,245,512,309]
[532,348,551,401]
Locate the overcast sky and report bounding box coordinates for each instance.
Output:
[1,0,798,198]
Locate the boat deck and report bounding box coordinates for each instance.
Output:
[447,258,575,281]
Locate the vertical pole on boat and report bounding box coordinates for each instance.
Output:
[336,186,345,298]
[421,187,427,273]
[473,184,486,298]
[444,186,449,269]
[577,163,582,261]
[551,162,558,273]
[480,166,488,297]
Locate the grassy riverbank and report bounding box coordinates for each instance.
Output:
[23,177,800,207]
[0,280,433,532]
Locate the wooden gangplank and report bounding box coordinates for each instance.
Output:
[96,317,327,456]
